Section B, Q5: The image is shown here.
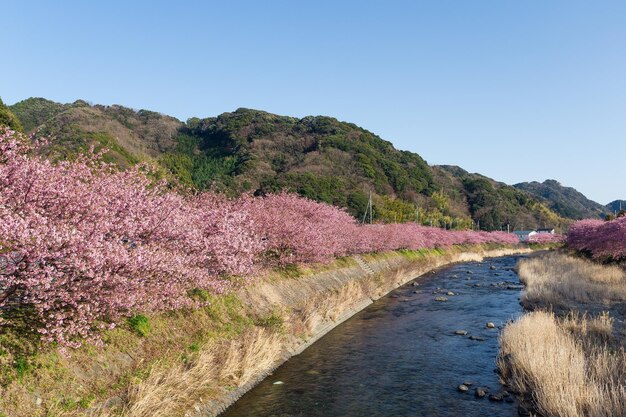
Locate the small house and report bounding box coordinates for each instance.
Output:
[536,228,555,234]
[513,230,537,242]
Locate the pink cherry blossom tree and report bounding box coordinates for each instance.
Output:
[0,127,520,348]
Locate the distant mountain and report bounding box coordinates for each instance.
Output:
[7,97,571,230]
[436,167,566,231]
[514,179,607,220]
[606,200,626,214]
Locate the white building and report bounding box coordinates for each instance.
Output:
[513,230,537,242]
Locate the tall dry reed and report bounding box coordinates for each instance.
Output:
[517,253,626,307]
[499,311,626,417]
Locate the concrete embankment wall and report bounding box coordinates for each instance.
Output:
[199,246,532,417]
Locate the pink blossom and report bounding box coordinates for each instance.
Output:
[528,233,565,244]
[0,127,520,348]
[567,217,626,260]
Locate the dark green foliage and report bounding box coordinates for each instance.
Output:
[165,108,436,219]
[0,98,24,132]
[127,314,151,337]
[463,176,533,230]
[259,172,355,211]
[159,133,242,191]
[321,130,434,195]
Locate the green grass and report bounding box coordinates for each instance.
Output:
[255,311,284,333]
[274,264,303,279]
[13,357,30,380]
[127,314,151,337]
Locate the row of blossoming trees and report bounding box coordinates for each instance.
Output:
[528,233,565,244]
[0,128,518,347]
[567,217,626,260]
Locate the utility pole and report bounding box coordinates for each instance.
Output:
[361,190,373,225]
[415,205,420,224]
[369,190,373,224]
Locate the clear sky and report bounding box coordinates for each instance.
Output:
[2,1,625,204]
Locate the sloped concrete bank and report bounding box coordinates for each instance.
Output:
[198,245,532,417]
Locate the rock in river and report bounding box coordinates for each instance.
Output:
[457,384,469,393]
[454,330,468,336]
[489,392,504,401]
[475,387,488,398]
[434,296,448,302]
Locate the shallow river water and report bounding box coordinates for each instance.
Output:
[221,255,528,417]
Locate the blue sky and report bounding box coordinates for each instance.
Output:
[2,1,625,203]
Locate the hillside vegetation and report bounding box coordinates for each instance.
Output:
[514,179,608,220]
[9,97,572,230]
[11,98,181,166]
[436,166,566,231]
[0,98,23,132]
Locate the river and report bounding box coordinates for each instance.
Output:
[221,255,527,417]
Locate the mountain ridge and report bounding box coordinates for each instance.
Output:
[6,96,605,231]
[514,179,608,220]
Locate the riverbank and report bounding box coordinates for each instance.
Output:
[498,252,626,417]
[0,244,531,417]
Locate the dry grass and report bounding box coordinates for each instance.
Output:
[502,252,626,417]
[499,311,626,417]
[0,245,523,417]
[517,252,626,308]
[126,328,281,417]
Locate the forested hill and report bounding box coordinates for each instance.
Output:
[607,200,626,215]
[514,179,608,220]
[10,97,181,166]
[433,166,564,231]
[8,97,576,230]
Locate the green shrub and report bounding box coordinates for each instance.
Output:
[188,288,212,302]
[13,356,30,380]
[127,314,151,337]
